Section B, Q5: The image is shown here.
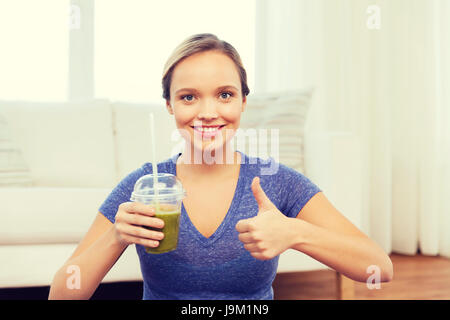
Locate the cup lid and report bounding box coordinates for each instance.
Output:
[130,173,186,201]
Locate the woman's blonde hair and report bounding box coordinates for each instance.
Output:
[162,33,250,101]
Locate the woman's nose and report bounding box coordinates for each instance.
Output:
[197,100,218,120]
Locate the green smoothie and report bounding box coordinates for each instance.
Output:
[145,210,181,254]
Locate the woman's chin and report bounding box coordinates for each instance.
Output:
[193,141,226,154]
[184,128,236,161]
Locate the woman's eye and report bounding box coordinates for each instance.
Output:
[220,92,233,100]
[181,94,194,102]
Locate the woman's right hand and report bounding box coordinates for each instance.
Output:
[113,202,165,248]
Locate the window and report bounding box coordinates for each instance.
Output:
[0,0,255,103]
[94,0,255,104]
[0,0,69,101]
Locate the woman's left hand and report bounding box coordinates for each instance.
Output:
[235,176,300,260]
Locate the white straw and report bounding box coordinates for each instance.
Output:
[149,113,159,209]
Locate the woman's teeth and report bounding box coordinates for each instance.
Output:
[198,127,217,132]
[195,126,223,132]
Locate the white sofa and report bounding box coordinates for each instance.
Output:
[0,98,362,289]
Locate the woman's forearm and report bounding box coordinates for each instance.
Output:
[289,218,393,283]
[48,226,128,300]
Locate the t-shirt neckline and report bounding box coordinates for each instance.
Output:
[169,150,247,246]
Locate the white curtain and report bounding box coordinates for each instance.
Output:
[255,0,450,258]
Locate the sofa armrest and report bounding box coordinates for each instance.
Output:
[0,187,143,289]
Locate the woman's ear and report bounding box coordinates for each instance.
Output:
[166,100,174,115]
[241,96,247,112]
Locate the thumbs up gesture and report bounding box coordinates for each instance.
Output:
[235,176,297,260]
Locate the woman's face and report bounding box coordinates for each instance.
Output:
[166,50,246,159]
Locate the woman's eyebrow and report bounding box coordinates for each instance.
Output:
[175,85,239,95]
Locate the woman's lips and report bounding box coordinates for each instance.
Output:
[192,125,226,138]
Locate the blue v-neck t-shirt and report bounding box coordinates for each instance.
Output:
[98,151,321,300]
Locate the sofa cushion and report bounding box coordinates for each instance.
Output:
[238,89,313,173]
[0,243,142,288]
[0,100,117,187]
[0,113,33,187]
[0,187,112,244]
[112,102,179,181]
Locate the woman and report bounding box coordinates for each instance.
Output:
[49,33,393,300]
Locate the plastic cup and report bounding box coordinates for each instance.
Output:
[130,173,186,254]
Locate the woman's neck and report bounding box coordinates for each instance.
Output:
[176,145,242,180]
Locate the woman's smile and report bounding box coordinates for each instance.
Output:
[191,124,227,138]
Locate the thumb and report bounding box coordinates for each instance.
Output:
[251,176,273,212]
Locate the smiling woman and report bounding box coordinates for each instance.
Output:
[49,33,392,301]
